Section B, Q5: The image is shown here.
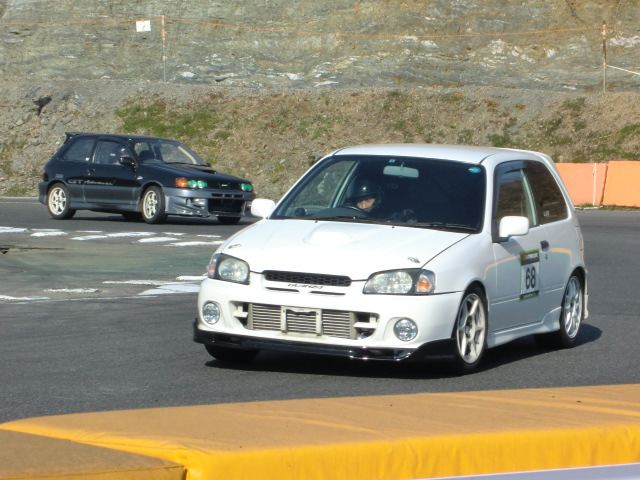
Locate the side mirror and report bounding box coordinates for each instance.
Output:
[119,155,135,168]
[251,198,276,219]
[498,216,529,241]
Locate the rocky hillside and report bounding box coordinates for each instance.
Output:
[1,1,640,199]
[2,0,640,89]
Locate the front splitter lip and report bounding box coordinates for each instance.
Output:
[193,321,456,362]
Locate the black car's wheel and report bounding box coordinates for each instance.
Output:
[452,286,488,373]
[47,183,76,220]
[217,216,241,225]
[121,212,142,222]
[535,274,584,349]
[205,345,259,363]
[141,186,167,224]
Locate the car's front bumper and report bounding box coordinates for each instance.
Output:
[195,275,464,360]
[193,322,456,361]
[163,187,255,218]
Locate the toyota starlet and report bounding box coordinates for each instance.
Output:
[194,144,587,372]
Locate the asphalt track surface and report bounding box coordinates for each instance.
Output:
[1,198,639,423]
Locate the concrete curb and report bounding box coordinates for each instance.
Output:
[0,430,184,480]
[2,384,640,480]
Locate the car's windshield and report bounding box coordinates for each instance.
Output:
[272,155,486,232]
[132,140,206,165]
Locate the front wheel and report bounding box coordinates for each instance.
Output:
[205,345,259,363]
[452,287,488,373]
[217,216,241,225]
[47,184,76,219]
[141,186,167,224]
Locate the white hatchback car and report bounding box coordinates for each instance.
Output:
[194,144,587,371]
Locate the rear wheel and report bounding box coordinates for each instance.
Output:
[217,216,241,225]
[535,274,584,348]
[205,345,259,363]
[141,186,167,224]
[452,287,488,373]
[47,184,76,220]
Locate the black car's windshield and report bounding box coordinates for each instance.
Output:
[132,140,206,165]
[272,155,486,232]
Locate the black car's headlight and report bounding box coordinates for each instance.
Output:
[176,177,208,189]
[207,253,250,284]
[363,269,435,295]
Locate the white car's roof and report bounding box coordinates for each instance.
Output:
[332,144,546,165]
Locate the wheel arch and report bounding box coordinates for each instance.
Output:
[137,181,164,209]
[450,280,488,338]
[46,179,67,193]
[571,266,586,288]
[465,280,488,305]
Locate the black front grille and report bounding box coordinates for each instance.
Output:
[208,194,245,214]
[264,271,351,287]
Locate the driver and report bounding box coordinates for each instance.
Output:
[345,178,382,213]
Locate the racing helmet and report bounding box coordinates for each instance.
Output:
[346,177,382,204]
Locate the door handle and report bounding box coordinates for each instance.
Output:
[540,240,550,251]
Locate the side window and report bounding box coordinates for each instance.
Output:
[494,168,536,226]
[525,162,568,224]
[93,141,127,165]
[61,138,95,162]
[282,160,355,216]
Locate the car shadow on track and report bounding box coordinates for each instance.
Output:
[204,323,602,380]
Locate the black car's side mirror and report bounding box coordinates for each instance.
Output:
[119,156,136,168]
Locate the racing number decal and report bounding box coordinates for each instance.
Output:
[520,250,540,300]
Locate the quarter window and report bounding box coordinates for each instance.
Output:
[61,138,94,162]
[525,162,568,224]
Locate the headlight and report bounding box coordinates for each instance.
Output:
[207,253,250,284]
[363,269,435,295]
[176,177,208,189]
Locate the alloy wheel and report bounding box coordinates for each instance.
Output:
[562,276,583,339]
[48,186,67,215]
[456,292,486,365]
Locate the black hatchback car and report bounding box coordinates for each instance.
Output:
[39,132,255,224]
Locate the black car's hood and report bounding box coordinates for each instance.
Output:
[143,161,250,184]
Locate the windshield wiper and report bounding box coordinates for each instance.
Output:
[305,215,379,223]
[410,222,477,232]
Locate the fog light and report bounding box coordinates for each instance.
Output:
[202,302,221,325]
[393,318,418,342]
[192,198,207,207]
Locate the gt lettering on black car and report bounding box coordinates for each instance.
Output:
[194,144,587,373]
[39,132,256,225]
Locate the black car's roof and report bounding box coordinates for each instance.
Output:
[65,132,178,143]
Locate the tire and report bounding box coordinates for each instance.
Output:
[121,212,142,222]
[141,186,167,224]
[205,345,259,363]
[47,183,76,220]
[535,274,584,349]
[217,216,241,225]
[452,286,488,373]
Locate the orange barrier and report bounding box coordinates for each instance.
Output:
[556,163,607,206]
[602,160,640,207]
